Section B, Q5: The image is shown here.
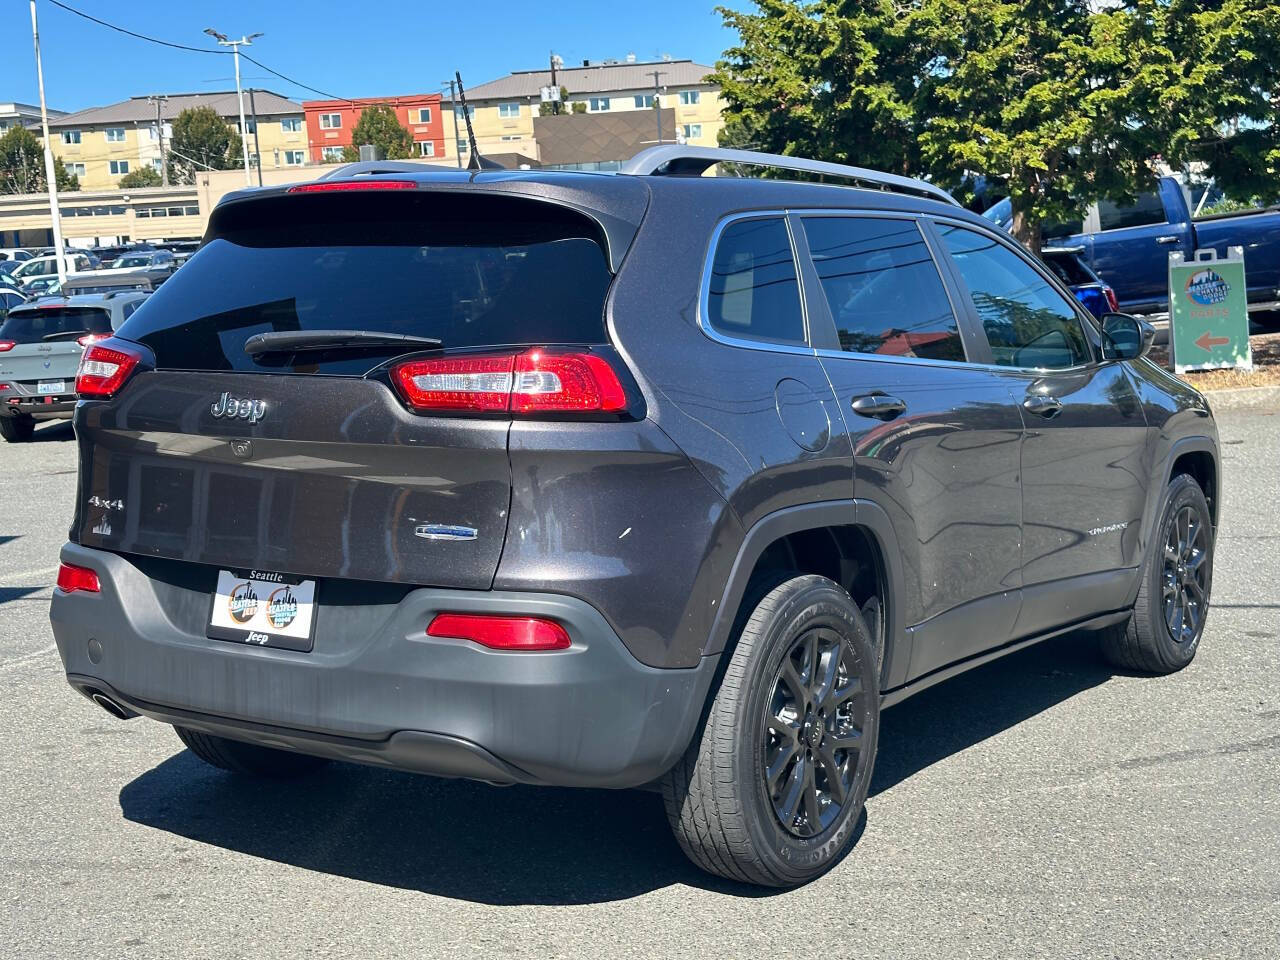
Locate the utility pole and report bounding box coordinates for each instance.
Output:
[204,28,262,185]
[247,88,263,186]
[28,1,67,284]
[147,94,169,186]
[442,78,462,168]
[648,70,667,144]
[549,52,562,116]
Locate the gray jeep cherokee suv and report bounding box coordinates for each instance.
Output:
[49,147,1219,887]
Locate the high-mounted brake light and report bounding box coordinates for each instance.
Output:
[76,339,144,398]
[427,613,571,651]
[76,333,107,348]
[391,349,627,415]
[287,180,417,194]
[57,562,100,594]
[0,341,14,352]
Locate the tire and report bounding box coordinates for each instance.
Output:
[1100,473,1214,673]
[174,726,329,778]
[0,415,34,443]
[662,575,880,887]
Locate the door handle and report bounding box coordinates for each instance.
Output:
[851,394,907,421]
[1023,395,1063,419]
[1156,235,1182,245]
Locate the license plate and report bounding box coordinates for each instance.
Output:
[207,569,317,652]
[38,380,65,395]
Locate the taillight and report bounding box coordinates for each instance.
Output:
[426,613,571,651]
[76,339,144,398]
[287,180,418,193]
[0,341,14,352]
[1103,286,1120,314]
[56,562,100,594]
[391,349,627,415]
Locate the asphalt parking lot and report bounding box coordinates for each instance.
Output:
[1,412,1277,959]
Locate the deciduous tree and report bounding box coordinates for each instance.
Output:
[341,104,414,162]
[166,106,242,184]
[0,126,80,194]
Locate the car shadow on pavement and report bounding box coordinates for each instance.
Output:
[32,421,75,442]
[118,630,1116,905]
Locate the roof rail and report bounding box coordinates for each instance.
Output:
[618,146,959,207]
[314,160,430,180]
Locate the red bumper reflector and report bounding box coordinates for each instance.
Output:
[426,613,571,651]
[57,562,100,594]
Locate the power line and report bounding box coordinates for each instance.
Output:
[46,0,230,55]
[45,1,354,105]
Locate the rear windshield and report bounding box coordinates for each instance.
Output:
[118,191,614,375]
[0,306,112,343]
[1041,252,1094,286]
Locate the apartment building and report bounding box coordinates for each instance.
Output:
[0,102,66,133]
[444,57,723,165]
[302,94,445,164]
[46,91,306,190]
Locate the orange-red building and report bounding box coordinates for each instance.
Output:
[302,94,445,164]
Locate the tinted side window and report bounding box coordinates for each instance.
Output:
[801,216,965,362]
[938,225,1091,369]
[706,217,805,346]
[1098,192,1166,231]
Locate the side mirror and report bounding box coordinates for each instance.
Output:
[1100,313,1155,361]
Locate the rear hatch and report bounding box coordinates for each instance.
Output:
[0,305,111,387]
[73,185,625,589]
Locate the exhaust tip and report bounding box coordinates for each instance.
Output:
[88,690,136,720]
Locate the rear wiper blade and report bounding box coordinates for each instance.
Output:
[243,329,443,357]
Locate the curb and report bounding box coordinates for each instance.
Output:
[1201,385,1280,410]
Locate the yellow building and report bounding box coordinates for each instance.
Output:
[46,90,308,191]
[445,58,724,167]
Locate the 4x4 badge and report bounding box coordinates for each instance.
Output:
[211,392,267,423]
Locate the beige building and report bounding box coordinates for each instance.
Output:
[443,57,724,167]
[46,91,308,191]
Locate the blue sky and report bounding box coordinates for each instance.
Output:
[6,0,737,113]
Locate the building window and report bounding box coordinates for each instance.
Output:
[319,113,342,129]
[151,158,163,172]
[679,90,701,106]
[634,94,655,109]
[64,162,85,176]
[105,128,126,143]
[320,146,344,162]
[454,105,475,120]
[281,117,302,132]
[61,130,81,145]
[456,139,470,153]
[588,97,611,112]
[682,124,703,140]
[500,135,522,141]
[284,150,306,165]
[498,103,520,119]
[236,117,257,135]
[418,140,436,157]
[416,107,433,124]
[109,160,129,175]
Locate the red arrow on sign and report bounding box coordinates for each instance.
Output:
[1194,332,1230,351]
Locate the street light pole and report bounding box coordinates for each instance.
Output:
[29,1,67,285]
[147,94,170,187]
[204,28,262,185]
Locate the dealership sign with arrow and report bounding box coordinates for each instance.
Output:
[1168,247,1252,373]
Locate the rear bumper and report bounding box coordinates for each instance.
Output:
[1,387,76,418]
[51,542,716,788]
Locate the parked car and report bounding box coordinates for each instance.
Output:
[51,148,1219,888]
[11,253,94,286]
[0,260,22,279]
[21,277,64,297]
[33,247,101,270]
[106,249,175,273]
[92,243,154,268]
[0,289,27,320]
[983,178,1280,316]
[0,290,150,442]
[1039,245,1120,318]
[60,270,167,296]
[0,248,34,263]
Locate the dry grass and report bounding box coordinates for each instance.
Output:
[1148,331,1280,390]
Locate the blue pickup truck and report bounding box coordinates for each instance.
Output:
[984,178,1280,318]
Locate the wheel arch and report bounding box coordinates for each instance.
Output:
[702,500,908,693]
